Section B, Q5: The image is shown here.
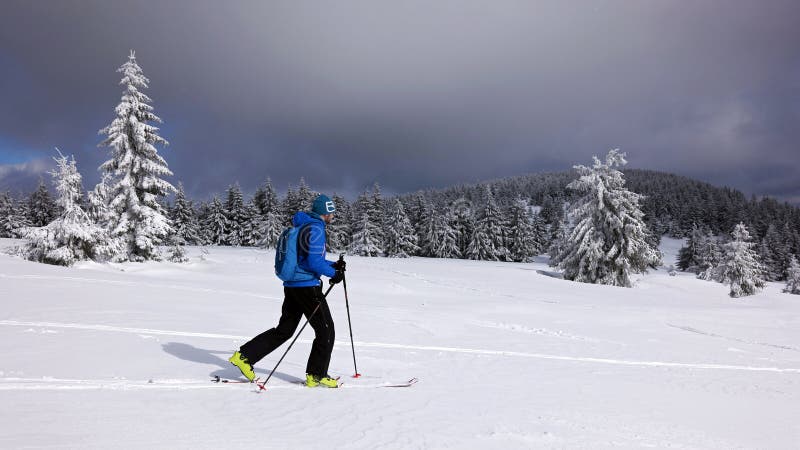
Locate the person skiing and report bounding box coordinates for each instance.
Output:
[228,194,345,387]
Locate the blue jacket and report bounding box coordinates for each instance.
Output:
[284,211,337,287]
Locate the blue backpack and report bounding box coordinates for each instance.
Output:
[274,224,315,282]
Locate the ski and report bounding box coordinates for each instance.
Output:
[210,376,418,389]
[379,377,418,388]
[211,375,259,384]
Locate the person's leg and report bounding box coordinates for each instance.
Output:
[239,287,303,365]
[301,285,336,377]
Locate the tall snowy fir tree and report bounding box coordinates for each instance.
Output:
[410,193,433,256]
[255,207,283,249]
[296,178,317,212]
[327,193,352,252]
[224,184,246,246]
[204,197,228,245]
[760,224,790,281]
[425,209,460,258]
[466,185,510,261]
[21,152,109,266]
[784,256,800,295]
[170,182,201,245]
[281,186,298,225]
[27,179,57,227]
[369,183,387,249]
[384,198,419,258]
[530,212,549,256]
[350,212,383,256]
[507,197,538,262]
[87,174,114,230]
[98,51,174,262]
[253,178,279,217]
[717,223,765,298]
[1,193,29,238]
[678,224,711,273]
[240,202,260,246]
[251,178,282,248]
[0,193,12,238]
[550,149,661,287]
[349,185,386,257]
[449,198,475,257]
[696,233,722,281]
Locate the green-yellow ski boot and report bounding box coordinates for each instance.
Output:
[228,351,256,382]
[305,374,339,388]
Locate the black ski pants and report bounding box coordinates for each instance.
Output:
[239,284,335,377]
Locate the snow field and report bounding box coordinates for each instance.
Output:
[1,238,799,449]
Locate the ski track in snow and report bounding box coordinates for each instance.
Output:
[471,320,611,343]
[379,267,561,304]
[3,319,800,374]
[0,273,282,301]
[667,323,800,353]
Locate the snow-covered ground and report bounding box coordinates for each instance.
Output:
[1,237,798,449]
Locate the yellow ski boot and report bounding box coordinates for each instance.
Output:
[306,374,339,388]
[228,351,256,382]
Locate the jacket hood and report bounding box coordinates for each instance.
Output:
[292,211,323,227]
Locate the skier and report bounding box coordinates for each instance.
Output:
[228,194,345,387]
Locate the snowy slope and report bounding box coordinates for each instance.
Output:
[1,237,799,449]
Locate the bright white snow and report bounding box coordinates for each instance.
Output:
[1,237,798,449]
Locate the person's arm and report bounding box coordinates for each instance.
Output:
[305,224,337,278]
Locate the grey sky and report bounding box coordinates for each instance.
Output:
[1,0,799,202]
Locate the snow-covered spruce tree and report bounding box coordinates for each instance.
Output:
[280,185,298,224]
[204,197,228,245]
[327,193,352,252]
[240,202,260,246]
[550,149,661,287]
[449,198,475,257]
[384,198,419,258]
[784,256,800,295]
[466,185,510,261]
[253,178,280,217]
[296,178,317,212]
[368,183,386,249]
[98,51,174,262]
[761,224,790,281]
[27,179,57,227]
[87,174,113,229]
[224,184,246,246]
[717,223,765,298]
[0,192,11,238]
[255,208,283,249]
[0,192,27,238]
[425,209,460,258]
[530,212,548,256]
[168,242,190,263]
[412,194,434,256]
[350,212,383,256]
[507,197,537,262]
[21,152,108,266]
[349,185,385,256]
[250,179,282,248]
[678,224,710,273]
[696,233,722,281]
[170,182,201,245]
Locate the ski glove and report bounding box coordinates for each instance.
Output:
[329,269,345,285]
[332,259,346,272]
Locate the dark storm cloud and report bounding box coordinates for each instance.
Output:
[1,0,799,202]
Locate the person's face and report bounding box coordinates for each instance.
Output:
[321,213,334,224]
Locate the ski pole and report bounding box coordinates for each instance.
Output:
[260,283,335,389]
[342,269,361,378]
